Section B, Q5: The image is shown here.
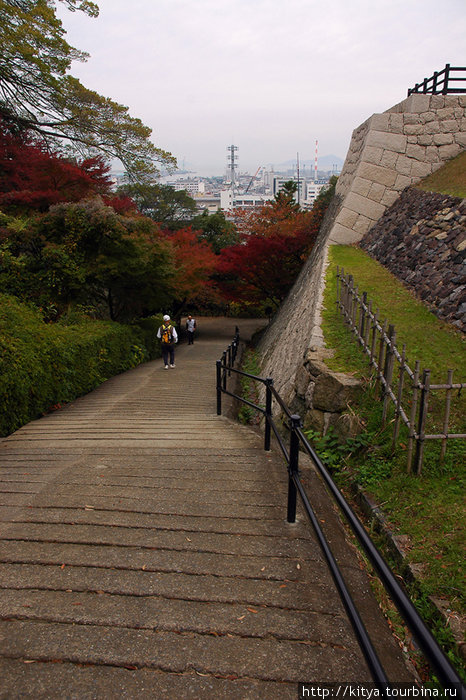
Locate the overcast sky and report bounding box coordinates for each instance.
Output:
[57,0,466,176]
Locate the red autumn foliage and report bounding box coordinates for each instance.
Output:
[161,226,217,300]
[0,121,112,212]
[215,200,324,308]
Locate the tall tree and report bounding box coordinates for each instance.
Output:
[117,182,197,226]
[191,209,239,254]
[0,0,175,180]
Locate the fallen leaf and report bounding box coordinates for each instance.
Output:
[237,615,246,620]
[279,584,287,588]
[60,564,65,570]
[23,660,36,664]
[247,608,258,614]
[296,563,301,570]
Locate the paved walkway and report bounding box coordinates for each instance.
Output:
[0,318,413,698]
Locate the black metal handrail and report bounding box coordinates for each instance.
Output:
[216,332,465,695]
[408,64,466,96]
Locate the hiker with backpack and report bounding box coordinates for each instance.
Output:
[157,314,178,369]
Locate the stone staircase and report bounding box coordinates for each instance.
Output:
[0,318,413,698]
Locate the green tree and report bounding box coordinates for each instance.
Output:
[117,182,197,227]
[191,209,239,254]
[0,198,175,319]
[0,0,175,180]
[274,180,300,213]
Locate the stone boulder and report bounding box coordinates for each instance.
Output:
[312,371,363,412]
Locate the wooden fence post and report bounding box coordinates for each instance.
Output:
[391,344,406,454]
[414,369,431,475]
[382,325,396,427]
[407,361,420,473]
[440,369,454,464]
[376,320,388,399]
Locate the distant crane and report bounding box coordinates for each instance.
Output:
[245,166,262,193]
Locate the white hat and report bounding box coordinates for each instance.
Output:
[163,314,170,321]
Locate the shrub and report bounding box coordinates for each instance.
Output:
[0,294,161,436]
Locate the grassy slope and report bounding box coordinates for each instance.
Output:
[318,156,465,666]
[322,247,465,616]
[415,151,466,198]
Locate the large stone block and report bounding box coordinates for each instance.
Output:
[420,112,437,124]
[433,133,454,146]
[352,177,372,197]
[394,174,412,191]
[395,155,413,176]
[418,134,434,146]
[295,365,311,397]
[363,146,384,165]
[404,94,433,113]
[439,143,462,160]
[335,207,359,228]
[410,160,433,179]
[404,124,424,136]
[381,189,400,207]
[454,132,466,147]
[366,131,407,153]
[358,161,398,186]
[353,214,373,236]
[389,113,404,133]
[313,371,363,412]
[344,191,387,221]
[406,144,426,160]
[440,119,460,133]
[369,114,390,131]
[380,150,398,169]
[368,182,386,203]
[425,146,440,163]
[425,122,441,135]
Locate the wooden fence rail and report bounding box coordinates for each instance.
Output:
[407,63,466,96]
[336,268,465,474]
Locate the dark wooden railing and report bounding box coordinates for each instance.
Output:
[408,64,466,96]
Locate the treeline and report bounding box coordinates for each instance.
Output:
[0,0,335,434]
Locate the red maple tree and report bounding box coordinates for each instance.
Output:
[0,122,112,212]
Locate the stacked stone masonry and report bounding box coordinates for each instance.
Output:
[360,188,466,332]
[258,92,465,419]
[329,94,466,244]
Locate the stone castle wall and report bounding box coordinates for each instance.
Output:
[329,94,466,244]
[257,94,465,422]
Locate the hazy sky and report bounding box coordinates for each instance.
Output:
[57,0,466,175]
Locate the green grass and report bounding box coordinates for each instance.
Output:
[415,151,466,198]
[320,245,465,622]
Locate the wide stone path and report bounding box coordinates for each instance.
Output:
[0,318,413,698]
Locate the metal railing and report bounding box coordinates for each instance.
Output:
[408,64,466,96]
[216,332,465,696]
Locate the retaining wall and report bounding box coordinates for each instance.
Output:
[329,94,466,244]
[360,188,466,332]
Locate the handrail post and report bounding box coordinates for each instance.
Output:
[222,351,227,391]
[287,414,301,523]
[264,378,273,451]
[216,360,222,415]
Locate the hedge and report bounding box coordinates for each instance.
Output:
[0,294,162,437]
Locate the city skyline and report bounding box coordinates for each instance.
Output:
[57,0,466,175]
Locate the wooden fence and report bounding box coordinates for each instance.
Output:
[407,63,466,96]
[336,268,466,474]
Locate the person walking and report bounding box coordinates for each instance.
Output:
[157,314,178,369]
[186,315,196,345]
